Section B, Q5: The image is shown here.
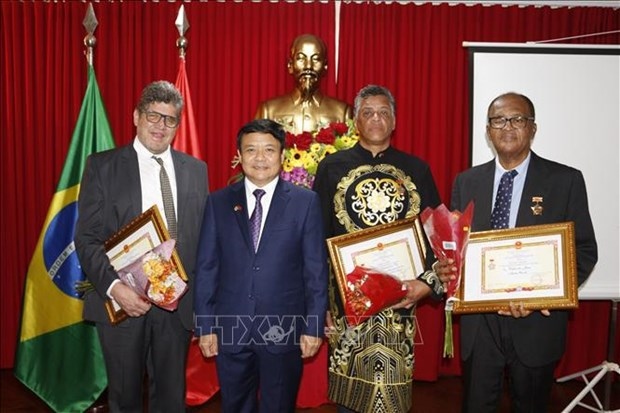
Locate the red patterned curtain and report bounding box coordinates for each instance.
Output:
[1,0,618,394]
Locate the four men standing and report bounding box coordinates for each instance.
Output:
[75,40,597,413]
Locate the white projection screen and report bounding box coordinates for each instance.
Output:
[466,42,620,300]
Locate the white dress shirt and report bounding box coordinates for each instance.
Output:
[133,138,178,219]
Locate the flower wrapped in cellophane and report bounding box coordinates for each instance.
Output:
[420,201,474,357]
[117,239,188,311]
[343,266,408,326]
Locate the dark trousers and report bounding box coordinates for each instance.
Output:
[216,343,303,413]
[97,307,191,413]
[462,314,556,413]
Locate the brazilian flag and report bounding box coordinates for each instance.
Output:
[14,65,114,412]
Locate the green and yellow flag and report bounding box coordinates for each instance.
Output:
[15,65,114,412]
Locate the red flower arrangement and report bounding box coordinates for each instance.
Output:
[285,131,313,151]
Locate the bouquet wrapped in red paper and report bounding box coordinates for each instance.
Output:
[343,266,408,326]
[420,201,474,357]
[117,239,188,311]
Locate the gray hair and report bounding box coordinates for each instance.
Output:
[136,81,184,117]
[353,84,396,117]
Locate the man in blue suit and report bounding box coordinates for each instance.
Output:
[451,92,598,413]
[194,118,328,413]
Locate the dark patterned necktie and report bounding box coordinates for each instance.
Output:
[249,189,265,251]
[153,157,177,239]
[490,170,518,229]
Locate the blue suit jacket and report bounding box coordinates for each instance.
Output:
[451,151,598,366]
[194,178,328,354]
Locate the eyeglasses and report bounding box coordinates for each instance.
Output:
[359,108,393,120]
[143,111,179,128]
[488,116,534,130]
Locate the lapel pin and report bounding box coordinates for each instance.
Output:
[531,196,543,215]
[234,205,243,212]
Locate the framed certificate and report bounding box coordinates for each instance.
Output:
[326,216,427,308]
[453,222,578,314]
[103,205,187,324]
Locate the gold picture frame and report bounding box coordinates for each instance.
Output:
[453,221,578,314]
[103,205,187,324]
[326,216,427,308]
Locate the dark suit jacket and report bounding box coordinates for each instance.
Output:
[75,144,208,330]
[193,178,328,354]
[451,151,597,367]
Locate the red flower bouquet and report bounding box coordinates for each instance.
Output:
[420,201,474,357]
[343,266,408,326]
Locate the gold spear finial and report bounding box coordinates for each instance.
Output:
[83,3,98,66]
[175,5,189,59]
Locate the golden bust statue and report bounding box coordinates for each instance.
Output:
[255,34,352,134]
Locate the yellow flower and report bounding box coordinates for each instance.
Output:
[323,145,337,155]
[304,153,317,168]
[282,157,294,172]
[286,147,306,168]
[309,143,323,153]
[304,154,319,175]
[335,135,358,150]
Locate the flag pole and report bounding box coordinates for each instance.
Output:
[176,5,189,60]
[172,4,204,160]
[83,3,98,67]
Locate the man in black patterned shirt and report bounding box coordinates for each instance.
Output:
[314,84,456,413]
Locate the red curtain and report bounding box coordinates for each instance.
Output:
[1,0,618,401]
